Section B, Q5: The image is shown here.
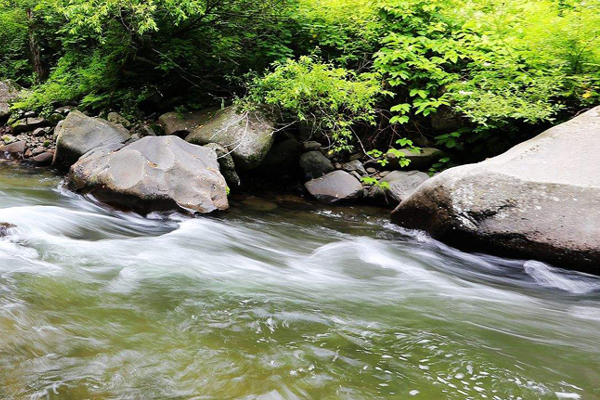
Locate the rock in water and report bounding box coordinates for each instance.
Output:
[53,111,131,171]
[183,106,275,170]
[0,223,15,237]
[68,136,229,214]
[305,170,363,204]
[392,106,600,271]
[0,140,26,159]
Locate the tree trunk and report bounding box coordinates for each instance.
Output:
[26,8,48,82]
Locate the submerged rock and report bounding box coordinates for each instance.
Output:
[240,197,278,212]
[68,136,228,214]
[305,170,363,204]
[0,222,15,237]
[53,111,131,171]
[392,106,600,271]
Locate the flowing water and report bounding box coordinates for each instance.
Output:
[1,161,600,400]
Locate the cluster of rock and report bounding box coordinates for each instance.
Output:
[298,144,440,205]
[0,81,68,165]
[3,76,598,271]
[2,78,443,214]
[156,106,443,206]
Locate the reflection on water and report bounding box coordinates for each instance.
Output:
[1,162,599,399]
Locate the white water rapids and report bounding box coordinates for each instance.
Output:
[1,163,599,399]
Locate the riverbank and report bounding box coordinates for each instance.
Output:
[2,103,600,273]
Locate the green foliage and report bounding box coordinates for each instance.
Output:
[0,5,32,83]
[374,0,600,156]
[0,0,598,168]
[361,176,391,191]
[244,56,388,152]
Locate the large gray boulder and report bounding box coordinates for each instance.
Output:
[53,111,131,170]
[305,170,363,204]
[0,80,20,122]
[68,136,229,214]
[392,106,600,271]
[182,106,275,170]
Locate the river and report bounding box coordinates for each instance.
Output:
[1,161,599,399]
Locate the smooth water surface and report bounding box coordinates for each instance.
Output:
[1,161,599,399]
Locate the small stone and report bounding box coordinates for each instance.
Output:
[2,134,15,144]
[366,167,377,174]
[47,113,65,126]
[11,117,48,134]
[32,146,45,156]
[341,159,368,176]
[33,128,45,136]
[55,106,75,115]
[32,151,54,166]
[0,223,16,237]
[240,197,278,212]
[350,171,362,180]
[386,147,443,170]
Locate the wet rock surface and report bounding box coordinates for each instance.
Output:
[392,106,600,271]
[53,111,131,171]
[68,136,229,214]
[305,170,363,204]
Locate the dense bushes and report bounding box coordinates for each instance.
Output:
[1,0,599,164]
[243,56,386,153]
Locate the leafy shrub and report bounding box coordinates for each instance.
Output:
[244,56,387,152]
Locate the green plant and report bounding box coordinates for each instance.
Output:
[361,176,390,191]
[244,56,388,153]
